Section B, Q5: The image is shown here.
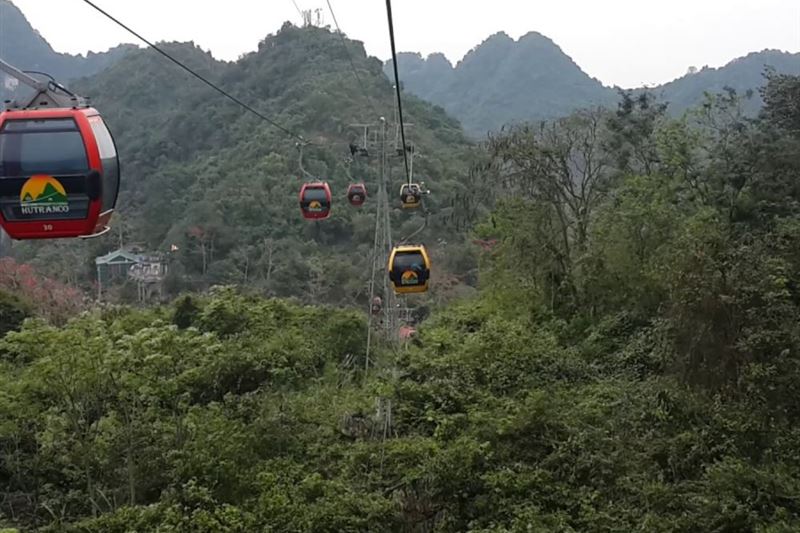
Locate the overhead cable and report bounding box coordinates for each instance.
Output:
[80,0,309,144]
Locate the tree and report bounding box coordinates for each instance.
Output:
[761,70,800,134]
[486,108,613,314]
[605,90,667,176]
[0,290,32,337]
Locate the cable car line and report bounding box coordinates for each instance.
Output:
[72,0,431,315]
[290,0,304,19]
[325,0,382,120]
[399,211,428,244]
[384,0,411,184]
[296,142,316,180]
[79,0,308,144]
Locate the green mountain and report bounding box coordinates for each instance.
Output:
[651,49,800,114]
[2,3,800,531]
[3,73,800,530]
[389,32,617,137]
[388,33,800,136]
[10,21,475,309]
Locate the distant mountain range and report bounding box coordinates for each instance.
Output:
[0,0,135,100]
[2,0,799,139]
[386,32,800,136]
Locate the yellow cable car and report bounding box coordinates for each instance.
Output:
[388,244,431,294]
[400,183,422,209]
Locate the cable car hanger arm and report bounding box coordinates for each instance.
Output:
[0,58,86,109]
[0,59,46,92]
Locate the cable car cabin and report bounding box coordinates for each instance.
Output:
[299,182,331,220]
[400,183,422,209]
[0,107,119,239]
[347,183,367,207]
[388,245,431,294]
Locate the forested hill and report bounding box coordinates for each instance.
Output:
[0,0,134,95]
[652,49,800,115]
[3,1,800,530]
[3,73,800,531]
[388,31,800,136]
[11,22,477,308]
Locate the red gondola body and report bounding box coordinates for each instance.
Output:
[346,183,367,207]
[299,182,332,220]
[0,107,119,239]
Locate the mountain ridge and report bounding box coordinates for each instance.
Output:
[3,0,800,139]
[0,0,136,101]
[387,33,800,136]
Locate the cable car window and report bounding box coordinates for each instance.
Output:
[303,188,329,203]
[2,118,79,132]
[0,119,88,177]
[89,117,116,159]
[89,116,119,211]
[394,252,424,271]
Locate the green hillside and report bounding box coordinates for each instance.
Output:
[652,49,800,114]
[2,3,800,531]
[11,24,477,308]
[3,76,800,529]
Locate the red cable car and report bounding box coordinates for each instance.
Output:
[0,59,119,240]
[346,183,367,207]
[0,107,120,239]
[299,182,332,220]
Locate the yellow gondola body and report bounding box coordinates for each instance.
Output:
[388,244,431,294]
[400,183,422,209]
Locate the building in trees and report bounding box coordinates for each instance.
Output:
[95,248,167,302]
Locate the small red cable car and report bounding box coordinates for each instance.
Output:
[299,182,332,220]
[0,107,119,239]
[346,183,367,207]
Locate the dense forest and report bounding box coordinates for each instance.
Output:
[3,2,800,530]
[2,35,800,529]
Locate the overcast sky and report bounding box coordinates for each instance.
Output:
[6,0,800,88]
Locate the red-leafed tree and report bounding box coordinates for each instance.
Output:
[0,258,85,324]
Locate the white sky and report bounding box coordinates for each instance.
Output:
[6,0,800,88]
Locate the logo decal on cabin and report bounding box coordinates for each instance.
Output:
[308,200,322,211]
[20,175,69,215]
[401,270,419,285]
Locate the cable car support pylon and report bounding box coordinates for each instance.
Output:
[364,117,399,374]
